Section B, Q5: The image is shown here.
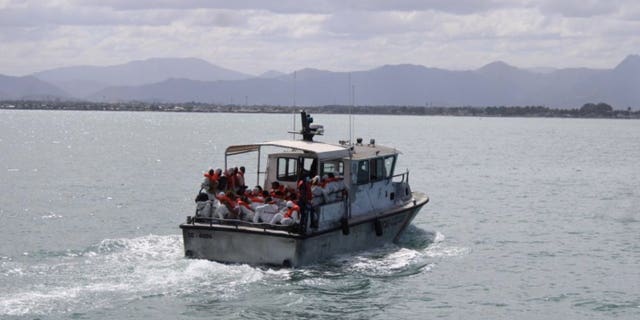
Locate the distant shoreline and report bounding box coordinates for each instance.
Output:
[1,100,638,119]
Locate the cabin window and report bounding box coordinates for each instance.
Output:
[277,157,298,181]
[370,157,385,181]
[356,160,370,184]
[384,155,396,178]
[321,161,344,177]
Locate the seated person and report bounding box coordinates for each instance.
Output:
[253,197,279,223]
[195,192,216,218]
[236,195,256,222]
[323,172,345,202]
[269,201,300,226]
[215,191,240,219]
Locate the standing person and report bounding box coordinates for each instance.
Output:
[224,168,236,192]
[236,166,246,192]
[217,168,228,192]
[201,168,219,199]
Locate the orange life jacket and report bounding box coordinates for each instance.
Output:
[270,185,286,198]
[204,172,218,183]
[217,195,237,212]
[237,199,253,211]
[284,204,300,219]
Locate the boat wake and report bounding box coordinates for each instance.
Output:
[0,228,467,317]
[0,235,269,316]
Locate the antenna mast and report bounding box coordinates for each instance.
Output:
[293,71,297,139]
[348,73,352,145]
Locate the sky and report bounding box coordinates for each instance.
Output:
[1,0,639,76]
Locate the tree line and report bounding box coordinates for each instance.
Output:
[1,100,637,119]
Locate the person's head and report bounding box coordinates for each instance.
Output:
[240,166,246,173]
[215,168,222,175]
[208,168,214,175]
[226,191,236,200]
[327,172,335,178]
[255,185,263,192]
[262,190,270,197]
[286,201,294,208]
[271,181,280,189]
[195,193,209,202]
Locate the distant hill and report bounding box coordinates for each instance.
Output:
[91,78,291,105]
[259,70,286,78]
[3,54,637,108]
[0,74,68,100]
[33,57,253,98]
[89,55,640,108]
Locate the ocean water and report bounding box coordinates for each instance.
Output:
[0,110,638,319]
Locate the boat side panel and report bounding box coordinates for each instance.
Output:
[182,228,300,266]
[297,203,422,265]
[182,193,427,267]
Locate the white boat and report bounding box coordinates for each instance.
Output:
[180,111,429,267]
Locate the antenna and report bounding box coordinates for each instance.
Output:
[293,71,298,140]
[351,84,356,143]
[293,71,297,108]
[348,73,352,145]
[292,110,296,140]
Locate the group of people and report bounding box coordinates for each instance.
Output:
[201,166,246,198]
[195,167,346,227]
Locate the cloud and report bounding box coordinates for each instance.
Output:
[0,4,247,27]
[0,0,638,77]
[76,0,518,15]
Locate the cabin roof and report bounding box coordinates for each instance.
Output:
[226,139,350,160]
[350,144,400,160]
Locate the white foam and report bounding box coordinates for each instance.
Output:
[0,234,268,316]
[41,213,63,219]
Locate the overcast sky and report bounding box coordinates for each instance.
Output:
[1,0,639,76]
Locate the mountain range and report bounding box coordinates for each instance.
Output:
[1,55,639,109]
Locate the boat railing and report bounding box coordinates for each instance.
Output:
[391,169,410,184]
[186,216,298,233]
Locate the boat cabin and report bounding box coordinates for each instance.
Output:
[221,128,413,233]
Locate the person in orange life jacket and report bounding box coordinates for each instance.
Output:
[297,178,312,203]
[248,186,265,210]
[215,191,240,219]
[270,181,286,196]
[236,195,255,222]
[223,168,236,192]
[236,166,246,191]
[269,200,300,226]
[201,168,219,199]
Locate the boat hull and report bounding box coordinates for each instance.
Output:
[180,192,428,267]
